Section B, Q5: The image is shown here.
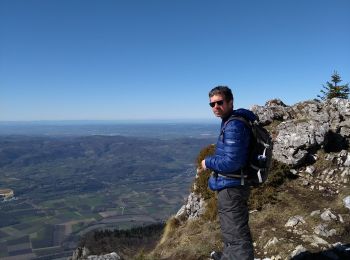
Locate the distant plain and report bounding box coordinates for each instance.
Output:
[0,122,217,259]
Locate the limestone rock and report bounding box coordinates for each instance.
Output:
[253,98,350,166]
[175,192,206,221]
[343,196,350,210]
[87,252,121,260]
[320,209,337,221]
[265,99,287,107]
[251,105,276,125]
[285,216,305,227]
[264,237,279,249]
[314,224,337,237]
[344,155,350,167]
[291,100,327,123]
[310,210,321,217]
[273,120,329,166]
[305,166,315,174]
[71,247,90,260]
[290,245,307,258]
[175,205,186,219]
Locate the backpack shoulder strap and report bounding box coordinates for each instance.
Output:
[222,115,252,133]
[220,115,252,141]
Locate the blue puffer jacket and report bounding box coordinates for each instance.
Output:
[205,108,257,175]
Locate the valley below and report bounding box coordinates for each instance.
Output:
[0,129,216,260]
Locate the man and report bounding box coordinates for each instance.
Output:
[201,86,255,260]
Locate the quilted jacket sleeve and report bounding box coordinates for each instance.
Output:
[205,120,251,174]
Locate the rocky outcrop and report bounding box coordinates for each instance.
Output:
[70,247,121,260]
[171,98,350,260]
[71,247,90,260]
[273,120,329,166]
[175,169,206,221]
[252,98,350,166]
[175,192,205,220]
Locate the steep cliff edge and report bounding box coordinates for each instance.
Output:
[149,98,350,260]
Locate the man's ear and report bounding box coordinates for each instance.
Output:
[229,99,234,108]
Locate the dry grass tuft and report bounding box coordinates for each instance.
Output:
[313,149,334,172]
[147,142,350,260]
[159,217,180,245]
[196,144,215,168]
[150,218,222,260]
[201,195,218,221]
[193,168,215,200]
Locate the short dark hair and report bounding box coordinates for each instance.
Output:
[209,86,233,101]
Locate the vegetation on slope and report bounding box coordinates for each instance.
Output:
[78,223,164,259]
[147,145,350,260]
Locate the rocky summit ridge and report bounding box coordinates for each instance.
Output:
[72,98,350,260]
[253,98,350,167]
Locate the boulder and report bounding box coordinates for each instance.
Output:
[264,237,279,249]
[320,209,337,221]
[251,98,350,166]
[343,196,350,210]
[273,120,329,166]
[314,224,337,237]
[291,100,328,123]
[175,192,206,221]
[290,245,307,258]
[251,99,293,125]
[285,216,305,228]
[71,247,90,260]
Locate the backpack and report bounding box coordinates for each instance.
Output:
[222,115,273,186]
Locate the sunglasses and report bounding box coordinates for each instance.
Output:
[209,100,224,107]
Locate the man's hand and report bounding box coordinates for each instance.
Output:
[201,159,207,170]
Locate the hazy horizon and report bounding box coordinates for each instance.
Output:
[0,120,220,138]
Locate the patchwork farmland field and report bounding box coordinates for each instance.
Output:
[0,133,215,259]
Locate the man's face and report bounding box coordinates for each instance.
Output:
[209,94,233,119]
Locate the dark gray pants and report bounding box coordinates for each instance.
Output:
[217,186,254,260]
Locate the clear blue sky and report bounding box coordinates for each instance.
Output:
[1,0,349,121]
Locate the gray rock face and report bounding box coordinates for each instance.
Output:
[251,105,276,125]
[70,247,121,260]
[252,98,350,166]
[187,192,206,219]
[71,247,90,260]
[251,103,293,125]
[285,216,305,228]
[273,121,329,166]
[320,209,337,221]
[87,252,121,260]
[290,245,307,258]
[343,196,350,210]
[314,224,337,237]
[175,168,206,221]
